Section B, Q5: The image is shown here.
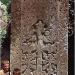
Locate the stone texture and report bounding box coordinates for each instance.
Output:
[10,0,21,71]
[11,0,69,75]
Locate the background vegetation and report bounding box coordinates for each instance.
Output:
[0,0,10,43]
[1,0,10,6]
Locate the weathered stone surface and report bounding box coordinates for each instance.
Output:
[10,0,21,72]
[11,0,68,75]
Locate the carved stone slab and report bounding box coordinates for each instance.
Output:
[11,0,68,75]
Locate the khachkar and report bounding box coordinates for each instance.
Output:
[11,0,68,75]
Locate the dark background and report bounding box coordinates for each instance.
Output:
[68,0,74,75]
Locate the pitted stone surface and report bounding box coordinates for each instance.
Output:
[10,0,21,72]
[11,0,68,75]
